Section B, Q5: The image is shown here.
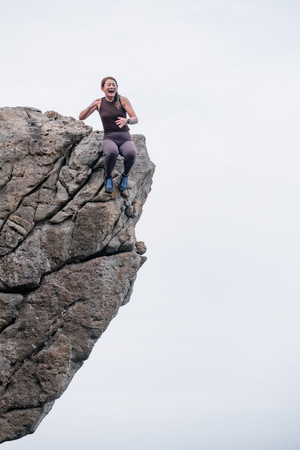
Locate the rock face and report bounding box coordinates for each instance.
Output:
[0,107,155,443]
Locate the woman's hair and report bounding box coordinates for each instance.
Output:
[101,76,122,110]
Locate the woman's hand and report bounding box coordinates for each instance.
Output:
[115,117,129,128]
[90,99,101,110]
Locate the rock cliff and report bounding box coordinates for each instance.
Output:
[0,107,155,443]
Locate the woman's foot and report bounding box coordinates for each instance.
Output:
[118,174,128,192]
[104,177,113,193]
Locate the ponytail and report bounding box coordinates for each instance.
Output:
[114,93,122,110]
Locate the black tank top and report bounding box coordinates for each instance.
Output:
[99,97,129,133]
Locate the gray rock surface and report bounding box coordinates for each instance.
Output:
[0,107,155,443]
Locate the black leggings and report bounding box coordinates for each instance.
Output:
[102,132,137,178]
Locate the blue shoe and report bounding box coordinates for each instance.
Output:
[118,174,128,192]
[104,177,113,193]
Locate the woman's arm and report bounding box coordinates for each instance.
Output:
[79,99,101,120]
[115,96,138,128]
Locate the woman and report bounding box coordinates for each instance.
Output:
[79,76,138,193]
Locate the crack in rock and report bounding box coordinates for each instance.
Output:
[0,107,155,443]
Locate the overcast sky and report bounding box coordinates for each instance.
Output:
[1,1,300,449]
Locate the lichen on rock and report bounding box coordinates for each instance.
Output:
[0,107,155,443]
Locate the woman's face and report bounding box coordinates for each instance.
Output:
[101,79,118,99]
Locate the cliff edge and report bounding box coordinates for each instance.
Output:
[0,107,155,443]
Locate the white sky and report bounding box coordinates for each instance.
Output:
[1,1,300,449]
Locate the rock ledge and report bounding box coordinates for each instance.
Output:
[0,107,155,443]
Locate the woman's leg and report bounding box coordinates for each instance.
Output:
[102,139,119,177]
[119,140,137,175]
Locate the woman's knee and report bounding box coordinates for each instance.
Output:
[102,140,119,158]
[120,141,137,159]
